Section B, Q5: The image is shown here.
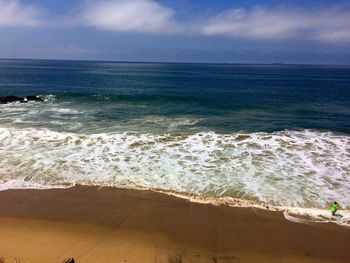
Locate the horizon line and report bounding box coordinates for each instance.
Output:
[0,57,349,67]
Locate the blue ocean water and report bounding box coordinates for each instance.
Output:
[0,59,349,209]
[0,59,349,134]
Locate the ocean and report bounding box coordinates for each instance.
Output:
[0,59,349,210]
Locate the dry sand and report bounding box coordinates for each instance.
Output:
[0,186,349,263]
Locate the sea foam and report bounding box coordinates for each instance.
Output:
[0,127,349,210]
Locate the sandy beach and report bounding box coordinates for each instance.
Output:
[0,186,349,263]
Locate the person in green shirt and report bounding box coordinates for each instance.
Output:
[331,201,338,216]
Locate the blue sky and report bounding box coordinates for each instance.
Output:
[0,0,350,64]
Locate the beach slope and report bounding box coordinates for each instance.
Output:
[0,186,349,263]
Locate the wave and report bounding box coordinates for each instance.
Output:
[0,127,349,208]
[0,100,204,134]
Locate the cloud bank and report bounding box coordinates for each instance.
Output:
[0,0,43,27]
[202,6,350,43]
[0,0,349,44]
[78,0,176,33]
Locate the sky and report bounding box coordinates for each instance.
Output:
[0,0,350,64]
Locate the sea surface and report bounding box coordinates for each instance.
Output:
[0,59,349,210]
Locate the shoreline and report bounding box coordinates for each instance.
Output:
[1,180,349,228]
[0,185,350,262]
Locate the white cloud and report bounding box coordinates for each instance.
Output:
[0,0,43,27]
[202,6,350,43]
[0,0,348,45]
[78,0,177,33]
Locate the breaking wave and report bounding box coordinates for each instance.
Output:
[0,127,349,209]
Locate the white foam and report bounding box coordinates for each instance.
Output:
[0,127,349,211]
[0,95,86,130]
[168,117,202,130]
[139,188,350,228]
[40,94,56,102]
[282,207,350,227]
[0,179,66,191]
[51,108,80,114]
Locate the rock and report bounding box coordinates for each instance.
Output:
[63,258,75,263]
[0,96,23,104]
[26,96,43,102]
[0,95,43,104]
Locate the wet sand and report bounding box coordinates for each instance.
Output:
[0,186,349,262]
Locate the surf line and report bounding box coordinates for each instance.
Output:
[283,211,350,228]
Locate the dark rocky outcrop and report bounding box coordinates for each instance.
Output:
[0,95,43,104]
[26,96,44,102]
[0,96,23,104]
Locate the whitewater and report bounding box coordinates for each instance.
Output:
[0,126,349,210]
